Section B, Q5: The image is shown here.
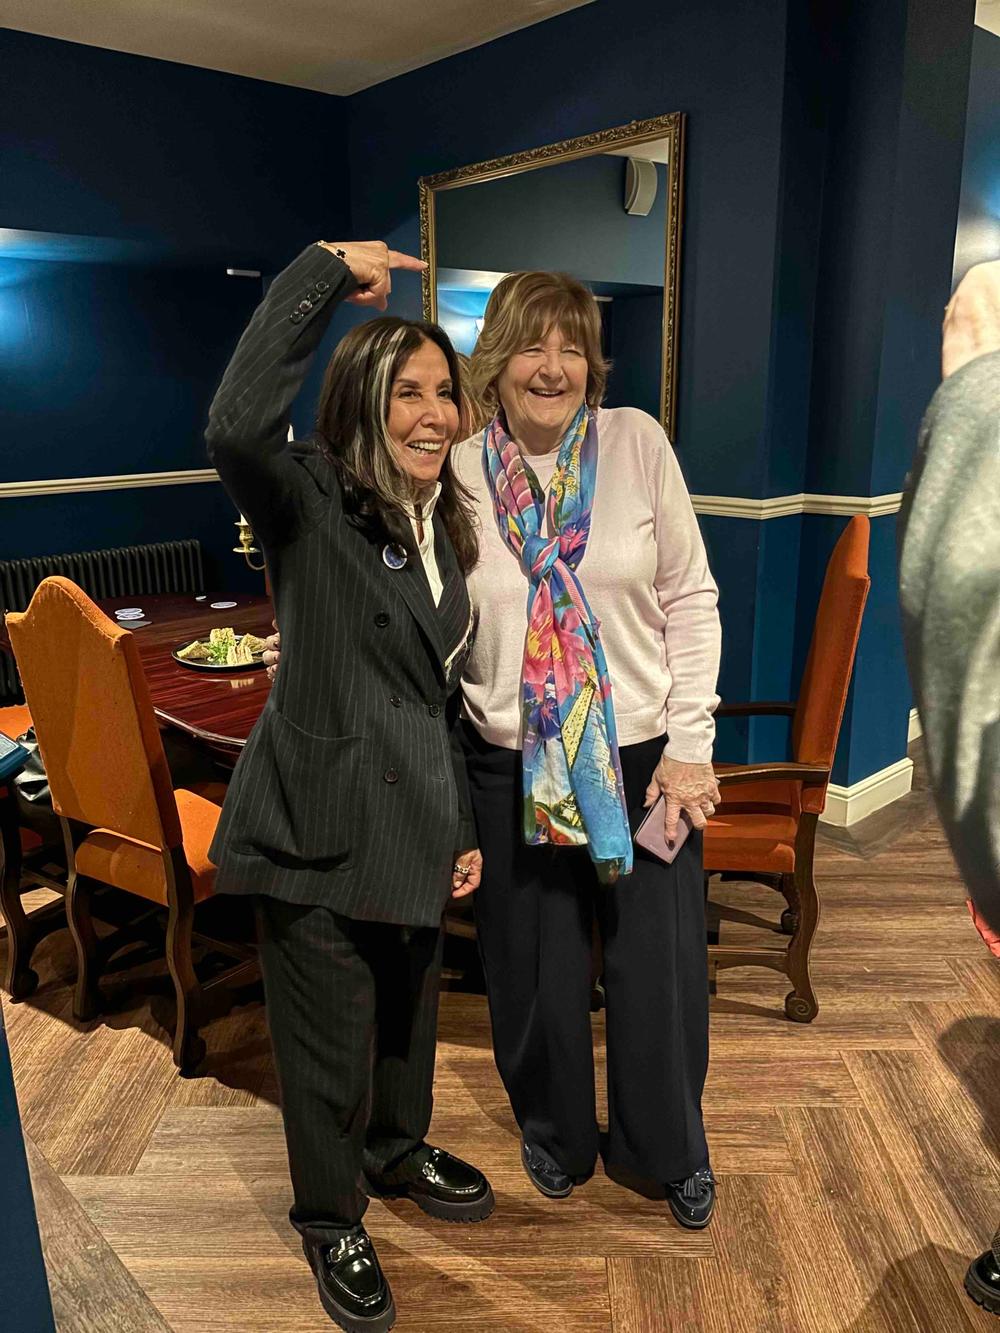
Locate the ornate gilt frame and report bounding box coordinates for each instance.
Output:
[419,113,686,439]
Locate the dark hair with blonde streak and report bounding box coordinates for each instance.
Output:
[314,317,479,574]
[468,270,610,417]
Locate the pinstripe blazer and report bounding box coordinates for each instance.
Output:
[205,245,477,927]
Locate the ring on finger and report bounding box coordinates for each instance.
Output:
[453,862,472,876]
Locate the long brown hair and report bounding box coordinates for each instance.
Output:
[315,318,479,573]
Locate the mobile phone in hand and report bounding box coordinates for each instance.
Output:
[634,796,693,864]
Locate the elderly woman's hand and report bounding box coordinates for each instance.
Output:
[644,756,720,840]
[451,848,483,898]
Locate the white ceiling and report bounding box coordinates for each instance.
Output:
[976,0,1000,38]
[2,0,594,96]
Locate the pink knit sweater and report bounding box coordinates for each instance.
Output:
[452,406,721,763]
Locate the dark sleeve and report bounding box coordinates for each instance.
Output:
[447,702,478,851]
[205,244,358,547]
[898,348,1000,935]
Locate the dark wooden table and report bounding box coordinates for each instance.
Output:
[3,592,273,753]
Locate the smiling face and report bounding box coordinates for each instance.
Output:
[495,324,589,454]
[386,337,461,492]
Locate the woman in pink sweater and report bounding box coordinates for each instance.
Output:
[454,269,722,1228]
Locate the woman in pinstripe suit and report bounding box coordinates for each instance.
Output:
[206,240,493,1333]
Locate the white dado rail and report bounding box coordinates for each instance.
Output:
[1,469,220,498]
[0,471,905,518]
[689,492,903,518]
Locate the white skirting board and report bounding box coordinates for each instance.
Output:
[820,756,914,827]
[908,708,922,743]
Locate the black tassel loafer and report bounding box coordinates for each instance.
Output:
[366,1144,495,1223]
[520,1138,575,1198]
[665,1166,716,1229]
[303,1228,395,1333]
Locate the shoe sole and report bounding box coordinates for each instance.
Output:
[303,1239,397,1333]
[964,1265,1000,1316]
[520,1142,574,1199]
[364,1176,496,1223]
[667,1198,716,1230]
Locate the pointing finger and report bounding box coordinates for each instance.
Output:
[388,250,428,272]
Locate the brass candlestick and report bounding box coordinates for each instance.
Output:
[233,514,266,572]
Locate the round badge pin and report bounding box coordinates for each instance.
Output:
[382,544,407,570]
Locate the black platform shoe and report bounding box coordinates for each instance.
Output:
[665,1166,716,1229]
[366,1144,495,1222]
[303,1228,395,1333]
[520,1138,575,1198]
[965,1243,1000,1316]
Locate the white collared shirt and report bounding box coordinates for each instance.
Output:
[403,482,443,607]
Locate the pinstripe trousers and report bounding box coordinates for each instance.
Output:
[255,898,443,1241]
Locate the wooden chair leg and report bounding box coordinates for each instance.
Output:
[1,795,39,1000]
[778,872,800,936]
[66,873,102,1021]
[165,854,205,1074]
[785,815,820,1023]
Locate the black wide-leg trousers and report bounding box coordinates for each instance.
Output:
[462,724,710,1186]
[255,898,443,1242]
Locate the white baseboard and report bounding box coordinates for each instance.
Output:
[908,708,922,744]
[820,756,914,827]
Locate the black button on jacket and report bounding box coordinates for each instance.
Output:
[205,245,476,927]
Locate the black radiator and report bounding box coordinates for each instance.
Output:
[0,539,204,705]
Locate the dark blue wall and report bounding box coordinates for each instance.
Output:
[0,29,350,270]
[953,26,1000,282]
[1,262,256,482]
[0,1009,55,1331]
[0,29,351,591]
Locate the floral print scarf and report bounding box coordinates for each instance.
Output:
[482,404,632,882]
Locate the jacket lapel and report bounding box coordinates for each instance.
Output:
[377,537,447,678]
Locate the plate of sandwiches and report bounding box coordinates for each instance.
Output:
[172,627,269,672]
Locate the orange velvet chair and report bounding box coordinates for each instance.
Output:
[704,515,871,1022]
[0,702,69,999]
[6,577,255,1070]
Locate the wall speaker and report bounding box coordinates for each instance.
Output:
[624,158,658,217]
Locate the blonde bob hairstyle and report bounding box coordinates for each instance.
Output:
[468,270,610,418]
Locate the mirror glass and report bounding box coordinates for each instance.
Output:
[421,117,684,438]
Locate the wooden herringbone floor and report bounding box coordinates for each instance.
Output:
[4,744,999,1332]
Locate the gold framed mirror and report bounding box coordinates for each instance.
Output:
[419,113,685,440]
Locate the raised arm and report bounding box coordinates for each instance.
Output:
[206,241,425,547]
